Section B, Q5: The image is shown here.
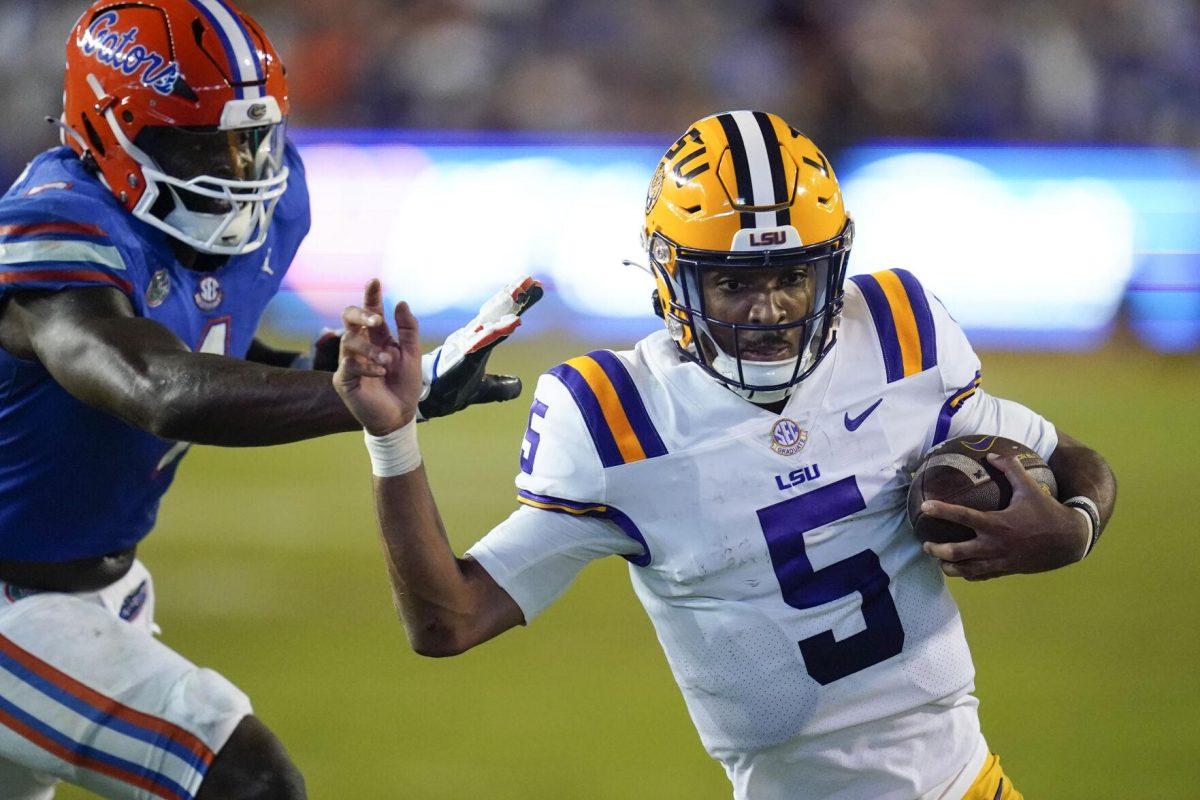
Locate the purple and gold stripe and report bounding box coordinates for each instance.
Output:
[850,269,938,382]
[932,371,983,445]
[517,490,651,566]
[548,351,667,469]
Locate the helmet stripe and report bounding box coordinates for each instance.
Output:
[715,113,756,229]
[188,0,264,99]
[752,111,791,227]
[729,110,780,229]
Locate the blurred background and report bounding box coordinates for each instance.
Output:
[2,0,1196,797]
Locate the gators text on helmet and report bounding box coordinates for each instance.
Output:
[643,110,854,403]
[62,0,289,255]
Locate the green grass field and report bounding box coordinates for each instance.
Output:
[56,340,1199,799]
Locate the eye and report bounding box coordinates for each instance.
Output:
[780,269,807,287]
[717,277,742,292]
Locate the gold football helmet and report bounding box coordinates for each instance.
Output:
[642,110,853,401]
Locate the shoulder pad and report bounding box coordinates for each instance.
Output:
[547,349,668,469]
[847,269,938,383]
[0,191,138,299]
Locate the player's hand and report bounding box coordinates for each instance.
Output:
[417,276,543,420]
[333,279,423,436]
[920,452,1091,581]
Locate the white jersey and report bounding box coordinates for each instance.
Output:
[468,270,1057,799]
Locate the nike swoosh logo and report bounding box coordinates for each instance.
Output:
[844,398,883,431]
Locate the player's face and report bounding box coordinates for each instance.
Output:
[699,265,814,361]
[135,125,276,213]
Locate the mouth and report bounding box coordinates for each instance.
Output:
[739,338,794,361]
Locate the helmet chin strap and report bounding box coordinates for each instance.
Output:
[163,197,254,247]
[709,351,799,404]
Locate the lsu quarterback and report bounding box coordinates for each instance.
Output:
[334,111,1117,799]
[0,1,540,798]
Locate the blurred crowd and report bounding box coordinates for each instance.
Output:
[1,0,1198,180]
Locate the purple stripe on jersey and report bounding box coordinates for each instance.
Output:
[892,269,938,371]
[0,693,193,800]
[850,274,906,383]
[516,489,597,513]
[0,649,208,775]
[932,370,982,445]
[586,350,668,459]
[517,490,651,566]
[547,362,624,468]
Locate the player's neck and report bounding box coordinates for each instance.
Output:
[753,398,789,415]
[169,238,227,273]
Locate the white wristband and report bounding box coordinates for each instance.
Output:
[1070,506,1095,556]
[1064,495,1101,557]
[364,419,421,477]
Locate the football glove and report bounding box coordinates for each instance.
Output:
[416,276,543,420]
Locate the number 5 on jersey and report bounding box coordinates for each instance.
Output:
[757,476,905,685]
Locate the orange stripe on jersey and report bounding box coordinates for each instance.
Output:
[0,222,106,239]
[563,355,648,464]
[0,269,133,295]
[873,270,924,378]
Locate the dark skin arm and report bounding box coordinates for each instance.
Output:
[372,467,525,657]
[922,431,1117,580]
[0,287,359,446]
[333,281,523,656]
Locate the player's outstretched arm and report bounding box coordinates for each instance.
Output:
[334,281,524,657]
[0,286,360,446]
[922,431,1116,580]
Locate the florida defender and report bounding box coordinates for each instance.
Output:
[333,111,1117,799]
[0,2,536,798]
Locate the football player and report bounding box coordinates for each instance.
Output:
[0,2,538,799]
[334,111,1117,799]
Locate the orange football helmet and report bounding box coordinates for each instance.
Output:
[61,0,289,254]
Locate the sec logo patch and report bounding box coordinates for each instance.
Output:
[770,418,808,456]
[194,275,222,311]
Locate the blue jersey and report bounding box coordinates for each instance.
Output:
[0,144,310,561]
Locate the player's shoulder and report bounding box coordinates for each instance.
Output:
[0,148,147,297]
[534,337,670,471]
[271,139,311,233]
[840,268,974,390]
[3,149,131,229]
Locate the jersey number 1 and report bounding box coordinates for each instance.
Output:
[757,476,905,685]
[155,319,230,474]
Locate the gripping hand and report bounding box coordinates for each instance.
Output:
[417,277,543,421]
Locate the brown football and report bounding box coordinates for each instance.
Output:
[907,435,1058,543]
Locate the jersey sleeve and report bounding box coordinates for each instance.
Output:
[464,370,646,622]
[466,506,642,623]
[926,284,1058,460]
[0,195,140,303]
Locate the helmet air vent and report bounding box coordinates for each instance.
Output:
[81,114,106,157]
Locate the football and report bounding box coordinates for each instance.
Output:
[907,435,1058,543]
